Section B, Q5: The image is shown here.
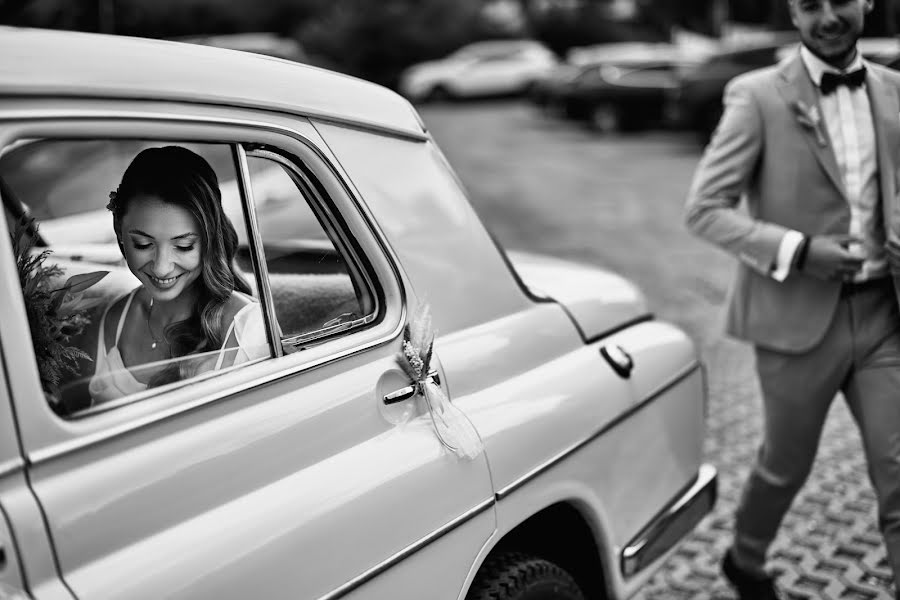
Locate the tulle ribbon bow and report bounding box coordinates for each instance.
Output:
[398,304,483,460]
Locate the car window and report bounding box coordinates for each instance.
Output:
[1,138,378,417]
[242,148,376,353]
[0,138,273,416]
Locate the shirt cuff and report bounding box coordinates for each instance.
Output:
[771,230,805,282]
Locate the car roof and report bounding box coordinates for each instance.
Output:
[0,26,425,139]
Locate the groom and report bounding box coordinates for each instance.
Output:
[684,1,900,599]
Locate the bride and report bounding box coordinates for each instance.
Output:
[89,146,267,405]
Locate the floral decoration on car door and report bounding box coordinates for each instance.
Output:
[398,303,483,460]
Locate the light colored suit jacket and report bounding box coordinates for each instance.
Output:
[685,54,900,353]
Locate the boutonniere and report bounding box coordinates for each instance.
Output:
[792,100,827,147]
[397,303,483,460]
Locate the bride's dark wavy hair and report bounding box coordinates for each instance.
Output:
[108,146,251,385]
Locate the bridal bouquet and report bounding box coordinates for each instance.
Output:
[12,217,107,401]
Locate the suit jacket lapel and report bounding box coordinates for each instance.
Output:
[865,65,900,241]
[775,56,847,199]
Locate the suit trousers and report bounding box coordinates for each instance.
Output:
[733,278,900,584]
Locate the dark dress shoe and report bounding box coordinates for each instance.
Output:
[721,550,780,600]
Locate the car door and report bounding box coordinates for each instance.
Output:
[0,105,495,600]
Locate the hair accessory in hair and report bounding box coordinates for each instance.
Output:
[106,190,119,212]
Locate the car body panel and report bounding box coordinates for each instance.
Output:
[506,250,649,340]
[434,305,705,600]
[25,353,495,600]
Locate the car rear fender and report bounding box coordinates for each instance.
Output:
[505,250,651,342]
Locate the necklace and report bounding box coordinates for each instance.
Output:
[147,298,164,349]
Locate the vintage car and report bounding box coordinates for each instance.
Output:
[0,27,715,600]
[553,58,699,133]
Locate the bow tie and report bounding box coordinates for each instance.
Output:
[819,67,867,95]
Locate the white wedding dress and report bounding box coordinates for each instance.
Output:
[88,288,268,405]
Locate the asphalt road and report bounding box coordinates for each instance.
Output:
[420,101,894,600]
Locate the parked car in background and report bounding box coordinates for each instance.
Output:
[529,62,589,114]
[668,35,900,140]
[556,58,700,133]
[397,39,558,102]
[664,33,799,139]
[0,26,716,600]
[530,42,683,117]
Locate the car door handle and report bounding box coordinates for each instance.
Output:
[601,344,634,378]
[383,370,441,405]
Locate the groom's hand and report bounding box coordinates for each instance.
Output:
[802,234,865,281]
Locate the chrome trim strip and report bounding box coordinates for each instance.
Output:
[621,463,717,577]
[246,147,381,350]
[3,111,411,465]
[0,458,24,479]
[234,145,282,358]
[496,360,701,501]
[0,106,429,142]
[316,497,495,600]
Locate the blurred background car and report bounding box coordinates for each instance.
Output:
[397,39,558,102]
[554,55,702,133]
[664,32,798,140]
[668,34,900,141]
[530,38,714,128]
[530,42,681,115]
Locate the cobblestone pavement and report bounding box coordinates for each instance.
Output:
[420,101,895,600]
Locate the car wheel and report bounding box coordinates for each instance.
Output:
[587,103,621,134]
[467,552,586,600]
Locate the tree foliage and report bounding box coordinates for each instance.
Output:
[3,0,897,85]
[295,0,484,87]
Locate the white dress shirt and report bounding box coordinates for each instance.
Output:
[771,45,885,282]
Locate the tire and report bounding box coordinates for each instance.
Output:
[587,103,622,134]
[467,552,586,600]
